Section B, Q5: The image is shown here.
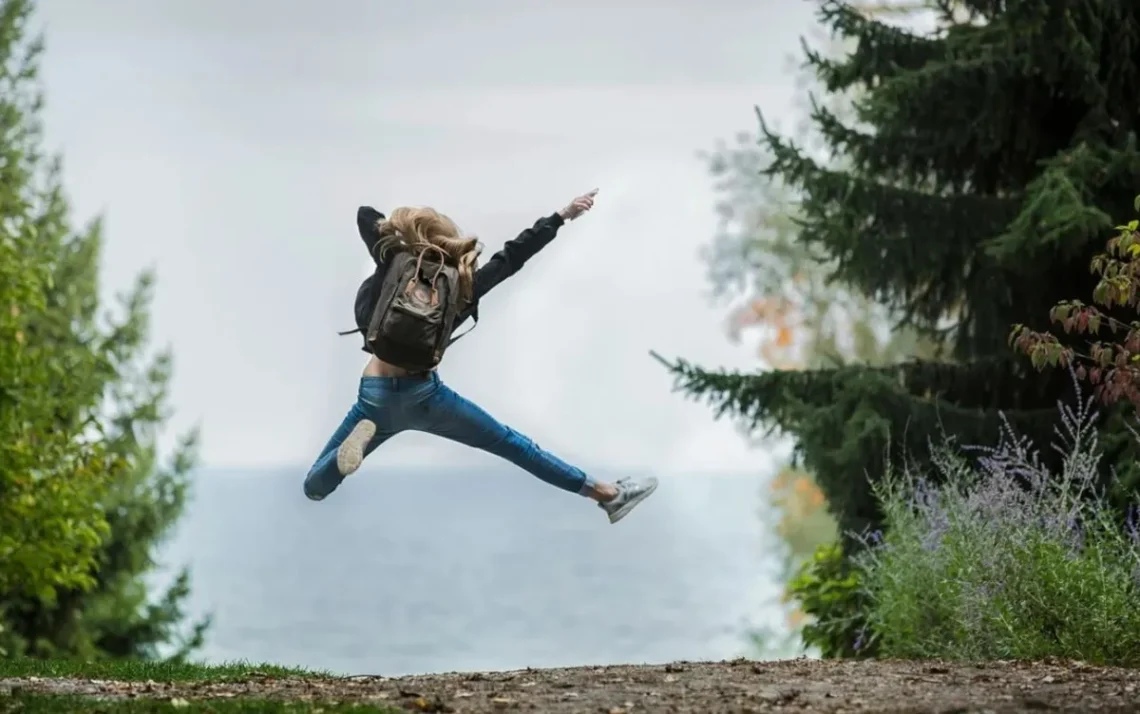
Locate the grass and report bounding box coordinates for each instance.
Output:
[0,659,404,713]
[854,381,1140,665]
[0,658,325,682]
[0,693,401,714]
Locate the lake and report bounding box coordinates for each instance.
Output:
[157,465,783,676]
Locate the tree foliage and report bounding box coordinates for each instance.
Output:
[0,0,205,659]
[702,2,948,656]
[0,0,115,611]
[1012,198,1140,411]
[667,0,1140,544]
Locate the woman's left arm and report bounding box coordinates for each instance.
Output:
[357,205,387,264]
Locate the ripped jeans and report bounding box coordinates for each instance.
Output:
[303,372,597,501]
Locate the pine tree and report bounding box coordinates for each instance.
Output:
[0,0,205,658]
[662,0,1140,542]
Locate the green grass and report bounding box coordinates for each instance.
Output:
[0,660,406,713]
[0,693,401,714]
[0,659,326,682]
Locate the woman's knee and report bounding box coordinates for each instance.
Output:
[302,466,335,502]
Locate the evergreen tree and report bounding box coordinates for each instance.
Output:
[663,0,1140,543]
[703,2,943,658]
[0,0,115,633]
[0,0,205,658]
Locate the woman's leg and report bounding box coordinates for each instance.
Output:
[410,376,658,521]
[303,400,393,501]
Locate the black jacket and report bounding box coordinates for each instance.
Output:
[356,205,566,333]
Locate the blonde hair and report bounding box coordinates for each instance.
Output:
[373,206,481,303]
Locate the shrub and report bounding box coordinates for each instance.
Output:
[787,541,874,658]
[855,378,1140,665]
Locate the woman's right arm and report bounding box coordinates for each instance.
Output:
[357,206,386,264]
[470,189,598,301]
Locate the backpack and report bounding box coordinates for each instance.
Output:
[338,245,474,371]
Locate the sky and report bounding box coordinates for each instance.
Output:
[32,0,819,477]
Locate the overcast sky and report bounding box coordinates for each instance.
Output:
[32,0,818,478]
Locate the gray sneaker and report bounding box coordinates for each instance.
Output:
[336,419,376,476]
[599,476,659,524]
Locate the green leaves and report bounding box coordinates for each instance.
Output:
[1014,197,1140,410]
[787,542,873,658]
[0,35,114,602]
[0,0,202,660]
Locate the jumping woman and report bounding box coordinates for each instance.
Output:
[303,189,659,524]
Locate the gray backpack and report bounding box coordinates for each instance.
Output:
[340,246,471,371]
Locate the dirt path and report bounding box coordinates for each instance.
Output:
[3,658,1139,713]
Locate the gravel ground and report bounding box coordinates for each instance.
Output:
[3,657,1140,713]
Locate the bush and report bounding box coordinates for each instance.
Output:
[787,541,873,658]
[855,379,1140,665]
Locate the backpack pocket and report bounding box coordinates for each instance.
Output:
[372,275,450,367]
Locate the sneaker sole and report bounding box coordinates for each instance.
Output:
[608,477,659,524]
[336,419,376,476]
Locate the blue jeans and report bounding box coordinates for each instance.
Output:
[303,373,597,501]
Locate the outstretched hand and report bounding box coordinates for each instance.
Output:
[558,189,598,221]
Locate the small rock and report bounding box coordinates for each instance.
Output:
[410,696,453,713]
[169,698,189,709]
[757,688,782,703]
[1041,675,1056,684]
[663,674,677,684]
[757,688,800,705]
[490,696,515,708]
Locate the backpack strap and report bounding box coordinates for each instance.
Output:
[447,305,478,346]
[337,327,362,336]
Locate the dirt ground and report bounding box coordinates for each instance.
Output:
[3,658,1140,713]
